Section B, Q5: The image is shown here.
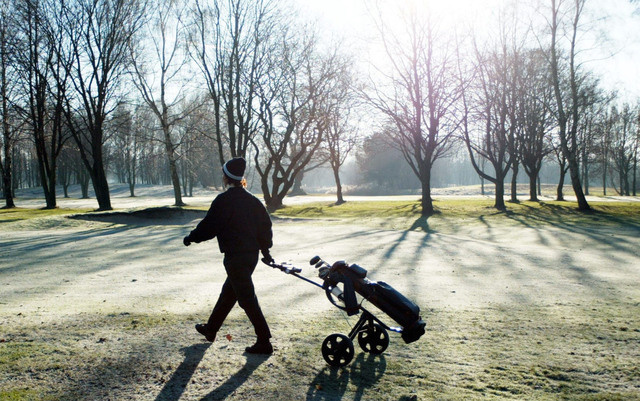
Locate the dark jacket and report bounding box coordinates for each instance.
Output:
[188,187,272,254]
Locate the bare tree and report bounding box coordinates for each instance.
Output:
[178,98,223,189]
[550,133,570,200]
[325,79,359,205]
[14,0,75,209]
[610,103,637,195]
[61,0,147,211]
[517,49,554,201]
[365,3,462,216]
[0,5,18,208]
[308,51,359,205]
[252,25,344,212]
[462,37,520,211]
[633,106,639,196]
[191,0,277,165]
[16,0,52,207]
[130,0,195,206]
[600,107,614,195]
[582,84,615,197]
[546,0,590,210]
[109,104,143,196]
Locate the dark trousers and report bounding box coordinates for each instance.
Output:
[206,252,271,341]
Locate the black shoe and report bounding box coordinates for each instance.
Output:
[195,324,216,342]
[245,341,273,355]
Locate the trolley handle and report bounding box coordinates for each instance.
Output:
[264,257,327,290]
[262,258,302,274]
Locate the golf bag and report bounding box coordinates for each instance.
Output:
[320,260,426,344]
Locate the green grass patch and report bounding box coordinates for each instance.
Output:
[273,199,640,231]
[3,199,638,232]
[0,207,92,223]
[0,388,58,401]
[274,200,422,219]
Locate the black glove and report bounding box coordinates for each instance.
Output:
[261,249,274,264]
[183,236,192,247]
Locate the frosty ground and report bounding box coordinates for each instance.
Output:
[1,187,639,400]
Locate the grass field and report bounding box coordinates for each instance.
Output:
[1,198,639,400]
[0,207,93,222]
[1,304,638,401]
[271,199,640,233]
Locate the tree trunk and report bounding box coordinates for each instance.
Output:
[567,154,589,209]
[92,174,111,210]
[289,173,306,196]
[602,163,607,196]
[618,171,623,195]
[633,155,637,196]
[528,171,538,202]
[60,164,70,198]
[47,173,57,208]
[494,179,506,211]
[36,155,57,209]
[624,172,630,196]
[130,152,137,197]
[582,142,589,195]
[416,161,434,215]
[90,157,112,211]
[510,161,519,203]
[1,17,14,209]
[44,171,57,209]
[163,128,184,207]
[332,165,345,205]
[557,167,566,201]
[79,169,90,199]
[2,166,14,208]
[1,149,15,208]
[169,157,184,206]
[265,196,283,213]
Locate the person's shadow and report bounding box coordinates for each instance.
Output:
[306,353,387,401]
[199,353,270,400]
[155,343,211,401]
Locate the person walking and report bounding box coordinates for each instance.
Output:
[183,157,274,354]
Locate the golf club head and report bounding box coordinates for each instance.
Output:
[309,256,321,265]
[315,261,324,269]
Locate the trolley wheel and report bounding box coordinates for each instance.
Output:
[321,333,355,367]
[357,323,389,354]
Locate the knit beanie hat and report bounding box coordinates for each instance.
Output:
[223,157,246,181]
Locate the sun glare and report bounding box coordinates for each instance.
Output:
[297,0,513,41]
[297,0,640,101]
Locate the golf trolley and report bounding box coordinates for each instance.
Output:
[263,256,426,367]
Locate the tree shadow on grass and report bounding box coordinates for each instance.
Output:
[506,202,640,254]
[508,202,640,231]
[199,353,270,401]
[408,215,431,232]
[382,216,431,262]
[155,343,211,401]
[306,353,386,401]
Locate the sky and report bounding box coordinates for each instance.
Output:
[295,0,640,104]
